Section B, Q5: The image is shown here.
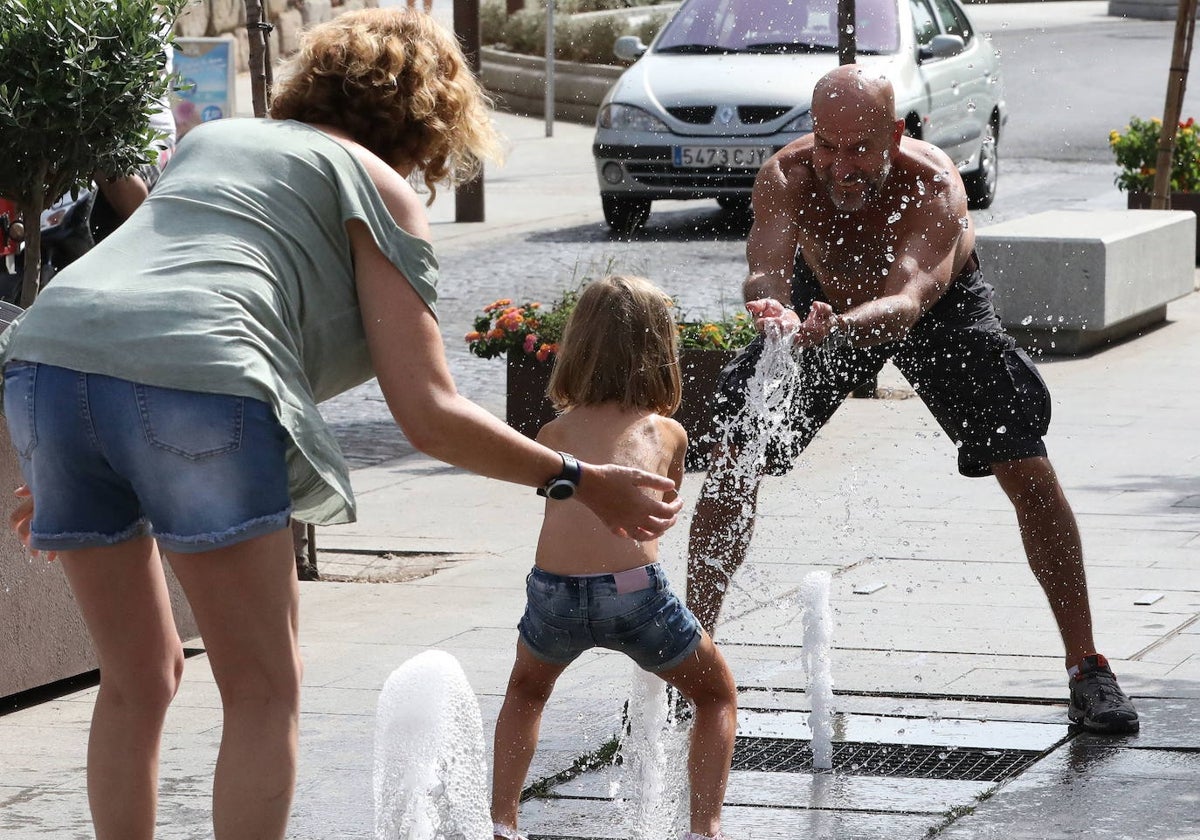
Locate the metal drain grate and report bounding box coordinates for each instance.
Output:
[732,736,1041,782]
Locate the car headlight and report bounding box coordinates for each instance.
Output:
[598,103,670,132]
[782,111,813,133]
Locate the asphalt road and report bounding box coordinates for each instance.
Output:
[323,2,1200,467]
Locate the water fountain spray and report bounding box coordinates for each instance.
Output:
[801,571,835,771]
[373,650,491,840]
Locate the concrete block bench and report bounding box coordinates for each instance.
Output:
[975,209,1196,355]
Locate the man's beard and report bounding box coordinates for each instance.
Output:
[824,158,892,213]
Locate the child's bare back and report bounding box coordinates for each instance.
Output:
[534,402,686,576]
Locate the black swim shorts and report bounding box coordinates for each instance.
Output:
[715,252,1051,478]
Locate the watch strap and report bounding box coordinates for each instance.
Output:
[536,451,581,498]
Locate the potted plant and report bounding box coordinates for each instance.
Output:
[465,288,757,467]
[1111,116,1200,259]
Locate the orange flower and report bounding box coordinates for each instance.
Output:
[465,331,482,341]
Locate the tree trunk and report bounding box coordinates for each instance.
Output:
[244,0,269,118]
[17,162,48,309]
[1153,0,1198,209]
[838,0,856,65]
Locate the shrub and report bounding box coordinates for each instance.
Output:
[1110,116,1200,194]
[481,0,671,64]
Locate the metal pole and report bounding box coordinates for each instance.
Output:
[1152,0,1198,209]
[545,0,555,137]
[454,0,486,221]
[837,0,856,65]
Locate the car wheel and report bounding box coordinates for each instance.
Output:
[964,120,998,210]
[716,195,752,214]
[601,195,650,234]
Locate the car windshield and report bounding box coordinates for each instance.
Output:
[655,0,901,55]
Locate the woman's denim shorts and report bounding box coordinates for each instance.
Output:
[518,563,703,673]
[3,361,293,554]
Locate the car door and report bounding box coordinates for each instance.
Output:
[925,0,988,165]
[910,0,969,163]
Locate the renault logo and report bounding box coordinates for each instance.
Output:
[717,106,736,125]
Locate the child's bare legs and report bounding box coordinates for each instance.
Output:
[491,642,568,834]
[60,536,186,840]
[658,633,737,838]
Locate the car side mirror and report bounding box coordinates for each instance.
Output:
[919,33,965,61]
[614,35,648,62]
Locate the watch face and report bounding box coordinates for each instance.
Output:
[546,480,575,500]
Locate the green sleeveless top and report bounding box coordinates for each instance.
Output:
[0,119,439,525]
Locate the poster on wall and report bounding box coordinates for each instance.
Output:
[172,37,237,139]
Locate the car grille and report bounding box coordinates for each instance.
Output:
[739,105,792,124]
[663,105,794,126]
[666,106,717,124]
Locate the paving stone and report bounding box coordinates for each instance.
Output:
[518,795,943,840]
[936,748,1200,840]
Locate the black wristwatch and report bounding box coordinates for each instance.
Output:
[537,451,582,500]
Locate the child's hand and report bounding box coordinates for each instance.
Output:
[11,485,56,562]
[575,464,682,540]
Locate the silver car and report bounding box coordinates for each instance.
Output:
[593,0,1006,231]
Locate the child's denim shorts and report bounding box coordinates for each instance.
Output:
[518,563,704,673]
[3,360,293,554]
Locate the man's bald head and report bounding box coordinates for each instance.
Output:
[812,64,897,133]
[807,65,904,212]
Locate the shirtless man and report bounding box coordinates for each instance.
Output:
[686,64,1139,735]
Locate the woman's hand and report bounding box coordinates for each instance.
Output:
[574,464,682,540]
[11,485,55,561]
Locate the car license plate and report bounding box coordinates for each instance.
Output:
[673,146,770,168]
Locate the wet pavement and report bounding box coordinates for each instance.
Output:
[3,3,1199,838]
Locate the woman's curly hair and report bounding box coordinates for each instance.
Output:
[269,8,503,201]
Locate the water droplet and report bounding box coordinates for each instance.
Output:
[844,23,854,34]
[996,425,1007,434]
[966,101,977,113]
[887,212,902,224]
[1021,315,1033,325]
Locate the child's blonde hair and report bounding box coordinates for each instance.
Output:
[548,275,682,415]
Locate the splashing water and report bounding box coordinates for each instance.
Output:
[373,651,490,840]
[702,328,836,610]
[614,668,690,840]
[801,571,835,771]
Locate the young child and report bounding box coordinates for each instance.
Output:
[490,275,738,840]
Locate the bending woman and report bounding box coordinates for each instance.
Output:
[0,10,680,840]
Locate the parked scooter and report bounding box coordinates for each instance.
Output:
[0,188,97,305]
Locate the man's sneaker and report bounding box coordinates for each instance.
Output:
[1068,654,1139,734]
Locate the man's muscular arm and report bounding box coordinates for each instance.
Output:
[837,157,970,348]
[743,151,855,346]
[743,158,801,310]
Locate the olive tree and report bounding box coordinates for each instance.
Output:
[0,0,183,306]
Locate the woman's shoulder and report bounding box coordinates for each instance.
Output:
[293,122,430,239]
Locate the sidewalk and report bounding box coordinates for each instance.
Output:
[2,3,1198,837]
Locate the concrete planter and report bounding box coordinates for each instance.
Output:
[506,348,739,468]
[0,428,199,700]
[481,47,622,125]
